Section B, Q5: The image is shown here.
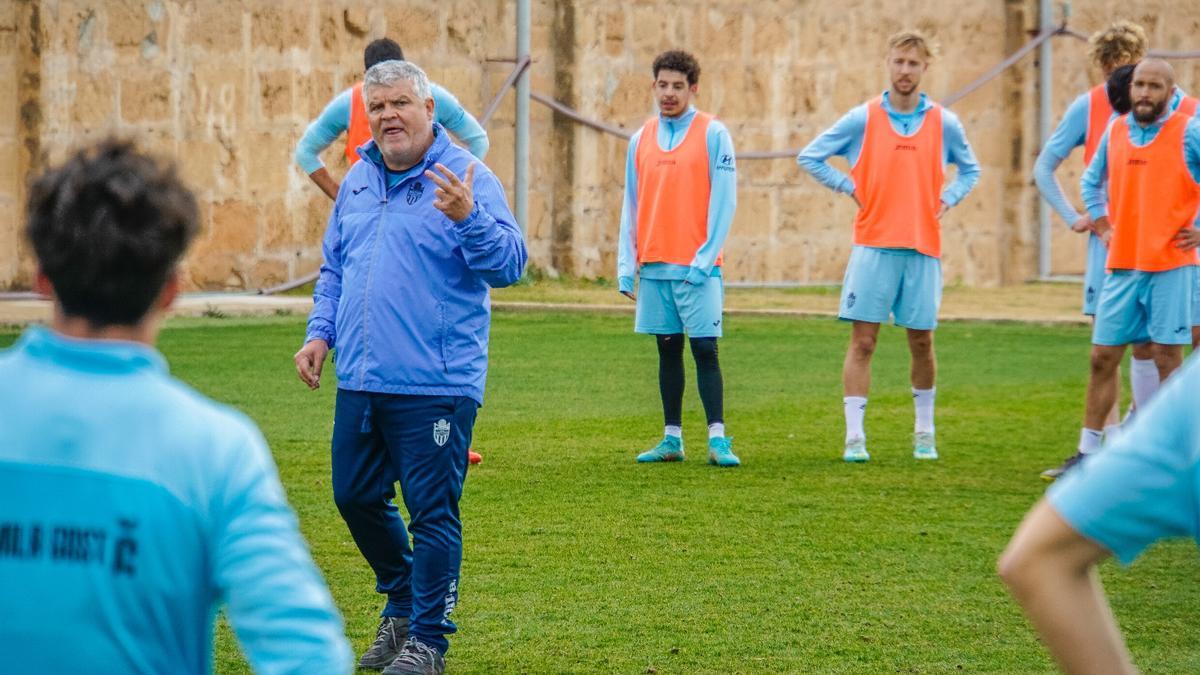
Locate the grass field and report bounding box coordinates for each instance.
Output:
[4,310,1199,673]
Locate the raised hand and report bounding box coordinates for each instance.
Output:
[425,162,476,222]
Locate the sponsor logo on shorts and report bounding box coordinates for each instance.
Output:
[712,319,721,327]
[433,418,451,447]
[1176,326,1189,335]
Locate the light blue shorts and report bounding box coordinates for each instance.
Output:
[635,276,724,337]
[839,246,942,330]
[1082,232,1107,316]
[1193,266,1200,326]
[1093,266,1196,346]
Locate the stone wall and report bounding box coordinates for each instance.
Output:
[0,2,28,289]
[1,0,1198,290]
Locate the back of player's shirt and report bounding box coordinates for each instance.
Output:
[1,466,212,672]
[0,327,351,675]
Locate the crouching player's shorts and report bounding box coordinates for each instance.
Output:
[839,245,942,330]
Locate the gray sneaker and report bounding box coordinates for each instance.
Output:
[1040,451,1085,482]
[359,616,409,670]
[383,637,445,675]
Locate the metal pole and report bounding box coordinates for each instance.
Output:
[515,0,530,234]
[1037,0,1053,279]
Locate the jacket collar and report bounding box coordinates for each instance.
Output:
[356,123,449,176]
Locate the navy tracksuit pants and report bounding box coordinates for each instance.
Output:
[331,389,477,654]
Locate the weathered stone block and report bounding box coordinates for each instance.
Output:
[432,65,482,110]
[446,0,486,59]
[605,71,648,121]
[250,4,311,53]
[383,5,441,53]
[105,0,155,48]
[0,4,17,53]
[257,69,294,121]
[735,187,776,240]
[184,64,245,133]
[120,69,172,124]
[210,199,260,254]
[298,70,336,119]
[72,71,119,129]
[247,258,289,287]
[602,8,625,58]
[261,198,299,250]
[186,2,244,52]
[0,138,17,200]
[0,57,18,132]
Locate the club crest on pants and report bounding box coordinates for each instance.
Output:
[433,418,451,447]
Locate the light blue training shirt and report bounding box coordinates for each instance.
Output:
[617,105,738,292]
[294,82,489,174]
[1050,353,1200,565]
[0,327,352,675]
[797,91,981,209]
[1036,87,1187,226]
[1080,108,1200,223]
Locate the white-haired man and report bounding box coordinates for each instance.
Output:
[294,60,527,675]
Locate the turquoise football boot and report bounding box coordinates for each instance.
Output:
[636,435,685,463]
[913,431,939,460]
[843,436,869,463]
[707,437,741,467]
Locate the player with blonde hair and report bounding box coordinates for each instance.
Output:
[798,29,980,462]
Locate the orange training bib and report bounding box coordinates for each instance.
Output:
[1106,112,1200,272]
[634,112,720,268]
[345,82,372,166]
[1179,95,1199,117]
[848,97,945,258]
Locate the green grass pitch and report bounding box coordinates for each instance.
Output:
[4,311,1199,673]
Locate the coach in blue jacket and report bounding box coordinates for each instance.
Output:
[294,59,526,675]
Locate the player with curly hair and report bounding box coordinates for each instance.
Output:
[617,50,741,467]
[0,139,351,672]
[1034,23,1150,482]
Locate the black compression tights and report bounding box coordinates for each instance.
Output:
[655,334,724,427]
